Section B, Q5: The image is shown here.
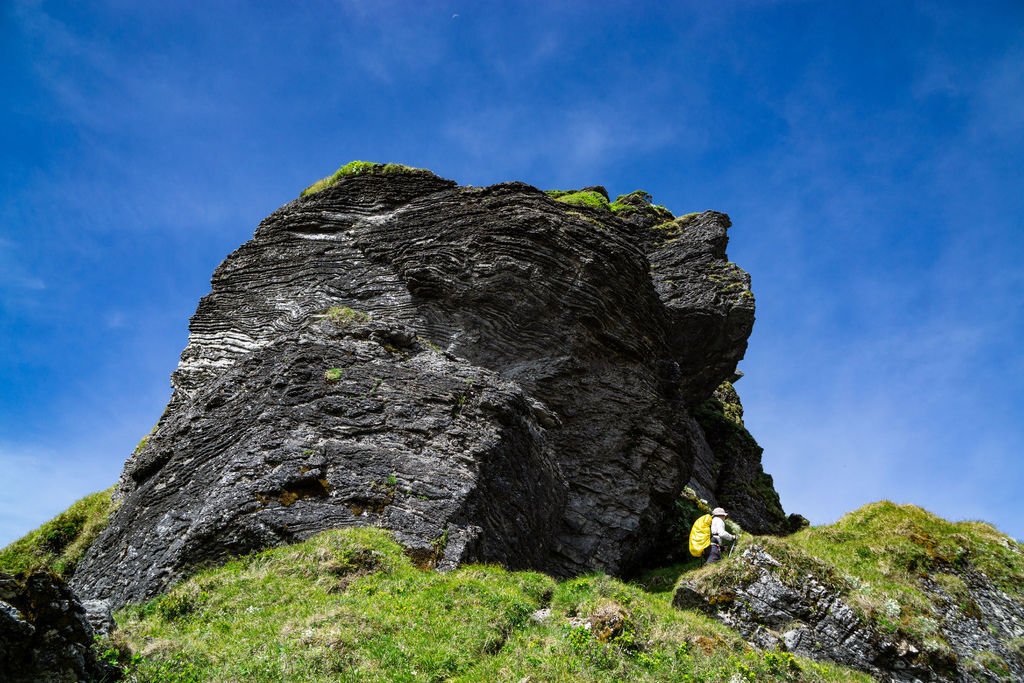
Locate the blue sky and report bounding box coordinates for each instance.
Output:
[2,1,1022,546]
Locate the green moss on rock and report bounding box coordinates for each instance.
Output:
[323,305,370,326]
[300,161,432,197]
[609,189,674,223]
[693,382,787,534]
[552,190,611,211]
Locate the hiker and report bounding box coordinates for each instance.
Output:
[705,507,736,564]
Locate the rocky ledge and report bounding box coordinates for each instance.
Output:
[71,164,786,609]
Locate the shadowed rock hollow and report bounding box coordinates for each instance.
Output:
[71,165,782,608]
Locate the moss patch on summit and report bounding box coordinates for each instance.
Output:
[610,190,674,223]
[300,161,432,197]
[0,488,116,577]
[552,190,611,210]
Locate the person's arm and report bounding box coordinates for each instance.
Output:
[711,517,735,542]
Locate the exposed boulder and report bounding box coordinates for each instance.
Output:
[72,168,770,608]
[0,570,117,683]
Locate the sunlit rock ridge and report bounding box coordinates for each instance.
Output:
[70,163,785,609]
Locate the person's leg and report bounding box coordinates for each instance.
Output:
[707,543,722,564]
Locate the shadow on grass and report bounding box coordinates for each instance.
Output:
[629,556,705,593]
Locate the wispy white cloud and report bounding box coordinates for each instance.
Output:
[440,96,689,187]
[0,239,47,311]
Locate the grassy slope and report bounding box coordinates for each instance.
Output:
[107,527,865,682]
[0,487,116,577]
[788,501,1023,641]
[11,491,1009,681]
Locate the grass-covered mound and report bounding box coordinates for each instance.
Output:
[609,190,673,223]
[788,501,1024,637]
[300,161,433,197]
[544,188,678,226]
[106,527,866,682]
[0,488,116,577]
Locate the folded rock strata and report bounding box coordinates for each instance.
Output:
[72,168,776,608]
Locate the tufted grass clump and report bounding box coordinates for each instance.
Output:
[0,488,116,577]
[324,305,370,326]
[300,161,431,197]
[610,191,674,223]
[110,527,867,682]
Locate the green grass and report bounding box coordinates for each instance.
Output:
[652,212,702,236]
[608,190,674,223]
[110,527,867,682]
[552,190,611,211]
[324,305,370,325]
[0,488,116,577]
[787,502,1024,636]
[300,161,431,197]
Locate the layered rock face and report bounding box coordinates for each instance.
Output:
[689,382,793,535]
[72,168,772,608]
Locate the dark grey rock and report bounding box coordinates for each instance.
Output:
[71,172,765,608]
[0,571,117,683]
[79,600,114,638]
[689,381,789,535]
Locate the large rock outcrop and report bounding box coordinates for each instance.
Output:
[72,166,774,608]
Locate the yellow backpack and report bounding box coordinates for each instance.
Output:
[688,513,713,557]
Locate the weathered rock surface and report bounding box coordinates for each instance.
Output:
[689,381,789,534]
[0,570,117,683]
[72,169,776,608]
[675,544,1024,682]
